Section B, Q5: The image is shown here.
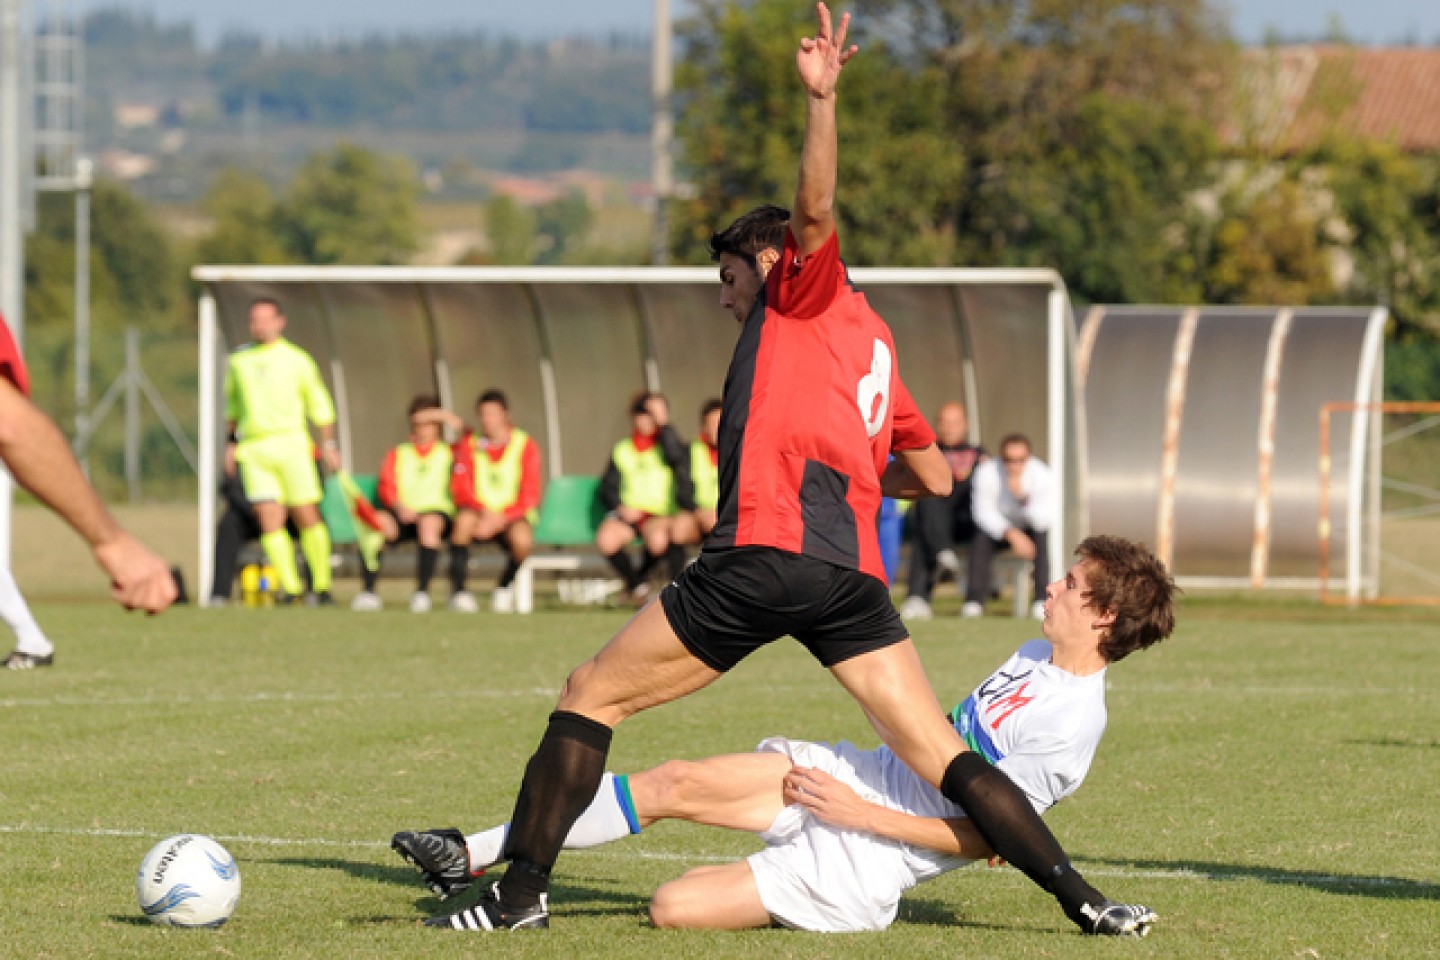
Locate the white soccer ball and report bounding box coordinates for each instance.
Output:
[135,834,242,928]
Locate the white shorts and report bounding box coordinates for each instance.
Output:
[746,738,918,932]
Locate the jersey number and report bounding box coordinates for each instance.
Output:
[856,339,892,439]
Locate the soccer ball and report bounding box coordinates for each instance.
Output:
[135,834,242,927]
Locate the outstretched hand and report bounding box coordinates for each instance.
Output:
[94,532,178,614]
[796,2,858,100]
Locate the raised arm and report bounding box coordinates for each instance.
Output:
[791,3,857,256]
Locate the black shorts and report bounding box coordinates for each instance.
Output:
[659,546,909,673]
[380,509,453,543]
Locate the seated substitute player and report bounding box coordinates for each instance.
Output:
[395,535,1176,933]
[595,391,692,605]
[671,398,722,548]
[352,395,457,613]
[448,390,542,614]
[394,5,1153,938]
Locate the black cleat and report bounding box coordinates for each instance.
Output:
[391,828,477,899]
[424,882,548,931]
[1083,901,1158,937]
[3,650,54,670]
[304,591,336,607]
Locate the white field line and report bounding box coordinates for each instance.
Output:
[2,681,1432,710]
[0,824,1427,890]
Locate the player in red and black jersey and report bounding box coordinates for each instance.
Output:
[397,5,1152,938]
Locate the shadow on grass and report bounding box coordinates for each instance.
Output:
[1346,736,1440,749]
[1086,856,1440,901]
[266,855,651,919]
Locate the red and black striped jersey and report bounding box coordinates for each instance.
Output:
[707,228,935,583]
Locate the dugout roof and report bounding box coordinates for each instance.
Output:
[1077,305,1387,592]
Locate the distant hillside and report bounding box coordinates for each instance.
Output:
[80,8,652,200]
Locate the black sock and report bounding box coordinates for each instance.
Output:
[362,556,380,593]
[417,546,438,591]
[498,556,520,589]
[605,549,639,590]
[448,544,469,593]
[663,544,687,582]
[940,752,1104,930]
[499,710,613,908]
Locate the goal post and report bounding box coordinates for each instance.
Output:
[1319,400,1440,606]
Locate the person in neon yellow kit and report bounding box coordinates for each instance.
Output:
[223,297,341,605]
[673,397,722,549]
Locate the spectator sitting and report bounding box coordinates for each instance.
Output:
[672,397,722,549]
[898,402,985,621]
[596,391,692,605]
[352,395,457,613]
[965,433,1051,620]
[448,389,543,614]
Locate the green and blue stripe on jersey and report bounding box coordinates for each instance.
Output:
[949,696,1004,765]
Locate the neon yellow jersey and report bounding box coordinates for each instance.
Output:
[614,438,675,516]
[395,442,456,516]
[225,338,336,439]
[690,440,719,511]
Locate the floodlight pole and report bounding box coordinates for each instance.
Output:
[74,154,90,470]
[649,0,673,266]
[0,0,25,567]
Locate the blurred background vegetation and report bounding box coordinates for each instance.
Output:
[17,0,1440,502]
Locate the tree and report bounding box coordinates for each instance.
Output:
[672,0,963,265]
[194,169,295,266]
[483,195,537,265]
[277,144,419,265]
[534,191,595,265]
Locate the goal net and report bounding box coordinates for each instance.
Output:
[1319,401,1440,605]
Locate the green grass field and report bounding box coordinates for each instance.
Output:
[3,597,1438,958]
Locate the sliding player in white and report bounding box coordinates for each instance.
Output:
[395,534,1177,934]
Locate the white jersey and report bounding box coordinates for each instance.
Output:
[748,640,1107,932]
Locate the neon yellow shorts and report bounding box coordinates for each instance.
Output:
[237,432,322,507]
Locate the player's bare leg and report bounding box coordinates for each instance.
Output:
[557,600,722,726]
[455,601,722,927]
[827,639,964,786]
[649,862,772,930]
[630,752,791,833]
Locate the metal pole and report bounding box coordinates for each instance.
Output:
[0,0,24,568]
[0,0,22,335]
[125,326,140,502]
[197,292,217,606]
[74,155,90,470]
[649,0,672,266]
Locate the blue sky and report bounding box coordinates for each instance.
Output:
[76,0,1440,46]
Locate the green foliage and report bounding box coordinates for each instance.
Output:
[1200,173,1336,304]
[194,170,295,266]
[23,178,187,335]
[672,0,965,266]
[279,145,420,265]
[482,195,538,265]
[534,191,597,265]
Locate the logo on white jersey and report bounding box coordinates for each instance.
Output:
[856,338,892,438]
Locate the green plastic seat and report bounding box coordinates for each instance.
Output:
[532,475,605,547]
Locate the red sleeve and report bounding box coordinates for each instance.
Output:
[889,377,936,452]
[0,315,31,397]
[377,449,399,508]
[766,228,844,320]
[450,435,480,511]
[503,436,543,522]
